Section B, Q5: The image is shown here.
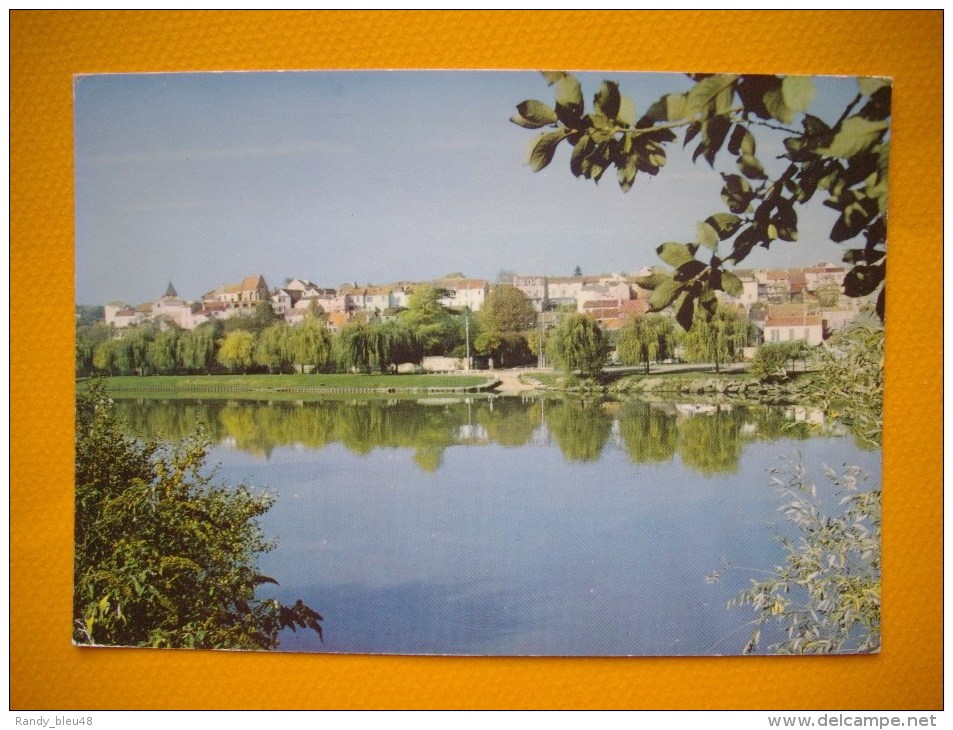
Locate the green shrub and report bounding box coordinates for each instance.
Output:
[726,460,880,654]
[74,383,323,649]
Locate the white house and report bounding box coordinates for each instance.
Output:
[513,274,549,311]
[762,307,824,346]
[434,278,489,312]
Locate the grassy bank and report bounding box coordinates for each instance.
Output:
[83,373,495,396]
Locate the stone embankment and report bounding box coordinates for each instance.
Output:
[103,380,499,396]
[612,375,805,404]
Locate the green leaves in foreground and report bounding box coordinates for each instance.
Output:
[74,382,324,650]
[729,461,881,655]
[636,211,748,329]
[512,72,891,323]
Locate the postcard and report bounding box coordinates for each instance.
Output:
[73,70,886,656]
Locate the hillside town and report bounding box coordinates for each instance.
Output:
[98,262,864,349]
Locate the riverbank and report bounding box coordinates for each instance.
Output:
[83,372,498,396]
[611,371,813,404]
[520,366,814,405]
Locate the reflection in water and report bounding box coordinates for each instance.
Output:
[113,395,829,478]
[677,406,745,477]
[545,399,613,462]
[618,401,678,465]
[107,394,873,655]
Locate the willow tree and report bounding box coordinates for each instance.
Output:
[680,306,754,373]
[512,72,889,328]
[616,314,678,373]
[336,321,375,373]
[255,322,293,374]
[216,330,255,374]
[546,313,611,378]
[178,325,217,373]
[289,315,333,373]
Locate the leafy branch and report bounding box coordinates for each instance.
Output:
[720,459,881,655]
[512,71,891,328]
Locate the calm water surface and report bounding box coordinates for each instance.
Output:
[113,395,880,656]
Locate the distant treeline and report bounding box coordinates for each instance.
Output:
[76,287,542,378]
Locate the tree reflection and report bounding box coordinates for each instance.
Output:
[618,401,678,465]
[110,396,826,476]
[545,399,613,462]
[475,398,542,447]
[677,406,746,477]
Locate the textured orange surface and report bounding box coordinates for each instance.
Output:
[10,11,942,709]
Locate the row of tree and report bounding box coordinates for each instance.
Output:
[76,285,542,377]
[544,306,758,379]
[78,287,760,378]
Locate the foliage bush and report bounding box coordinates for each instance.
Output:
[719,325,883,654]
[803,324,884,449]
[749,340,811,382]
[74,383,323,649]
[723,460,880,654]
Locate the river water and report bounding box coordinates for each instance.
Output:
[112,395,880,656]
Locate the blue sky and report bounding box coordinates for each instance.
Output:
[74,70,865,305]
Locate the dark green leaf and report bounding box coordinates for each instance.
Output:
[728,226,760,263]
[657,242,696,267]
[781,76,815,113]
[570,134,592,177]
[820,116,889,159]
[675,260,707,282]
[774,199,798,238]
[721,173,755,214]
[593,80,621,119]
[617,96,637,126]
[859,86,892,122]
[703,115,731,167]
[858,77,890,97]
[617,154,638,192]
[763,87,794,125]
[635,271,673,290]
[737,154,767,180]
[721,270,744,297]
[695,221,719,250]
[802,113,832,138]
[685,74,737,119]
[684,121,701,146]
[698,289,718,318]
[648,277,680,311]
[831,198,877,242]
[865,216,887,248]
[515,99,558,127]
[735,74,780,120]
[555,74,584,123]
[705,213,743,240]
[675,292,696,331]
[728,124,756,156]
[645,92,686,123]
[842,247,884,266]
[783,136,811,161]
[527,129,569,172]
[842,263,884,298]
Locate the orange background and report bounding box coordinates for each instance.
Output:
[10,11,942,709]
